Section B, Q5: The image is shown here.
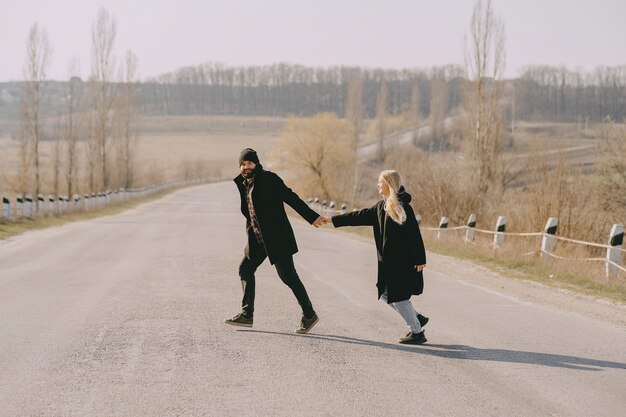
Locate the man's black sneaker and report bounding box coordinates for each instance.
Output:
[399,331,427,345]
[224,313,253,327]
[417,314,429,328]
[295,313,319,334]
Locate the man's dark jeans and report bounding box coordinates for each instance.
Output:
[238,247,315,319]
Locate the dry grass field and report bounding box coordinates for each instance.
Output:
[0,115,286,196]
[136,132,279,183]
[1,115,606,196]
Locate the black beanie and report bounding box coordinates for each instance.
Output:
[239,148,260,165]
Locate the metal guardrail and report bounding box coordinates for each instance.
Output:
[2,178,207,222]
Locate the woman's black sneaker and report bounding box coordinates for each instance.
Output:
[399,331,427,345]
[224,313,253,327]
[417,314,429,328]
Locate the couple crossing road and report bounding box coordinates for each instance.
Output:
[224,148,428,345]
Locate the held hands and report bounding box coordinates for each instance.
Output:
[312,216,332,228]
[414,264,426,272]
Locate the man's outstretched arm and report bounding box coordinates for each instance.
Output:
[272,173,325,226]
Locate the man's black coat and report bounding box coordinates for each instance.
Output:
[332,189,426,303]
[234,169,320,265]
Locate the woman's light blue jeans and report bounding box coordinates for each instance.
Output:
[380,291,423,334]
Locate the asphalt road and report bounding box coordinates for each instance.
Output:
[356,117,456,159]
[1,181,625,416]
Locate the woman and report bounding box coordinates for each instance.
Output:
[331,170,428,344]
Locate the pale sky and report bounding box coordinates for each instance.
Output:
[1,0,624,82]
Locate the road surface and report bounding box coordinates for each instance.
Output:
[357,117,457,159]
[1,182,625,416]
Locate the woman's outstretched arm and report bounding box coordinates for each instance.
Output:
[332,205,377,228]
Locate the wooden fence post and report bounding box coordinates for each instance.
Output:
[25,195,33,218]
[438,217,448,239]
[2,195,10,220]
[541,217,558,259]
[493,216,506,248]
[606,224,624,280]
[38,194,45,215]
[17,195,23,217]
[465,213,476,243]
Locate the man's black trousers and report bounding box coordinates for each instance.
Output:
[238,246,315,319]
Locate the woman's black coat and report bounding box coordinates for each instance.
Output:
[234,168,320,265]
[332,189,426,303]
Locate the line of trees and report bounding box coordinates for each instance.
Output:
[14,8,139,202]
[2,63,622,130]
[141,63,623,122]
[514,65,625,122]
[139,64,463,119]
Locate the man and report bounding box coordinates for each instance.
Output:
[225,148,327,334]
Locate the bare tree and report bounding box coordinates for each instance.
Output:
[275,113,355,201]
[345,77,363,147]
[463,0,507,193]
[90,8,117,190]
[17,99,33,196]
[65,59,82,197]
[21,23,51,206]
[409,82,422,146]
[52,118,63,196]
[375,79,388,160]
[114,50,139,189]
[345,77,363,201]
[429,69,449,151]
[85,107,99,192]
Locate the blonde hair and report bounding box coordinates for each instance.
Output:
[380,170,407,225]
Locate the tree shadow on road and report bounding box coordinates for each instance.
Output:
[238,330,626,372]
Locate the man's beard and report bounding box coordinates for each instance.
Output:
[242,169,254,179]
